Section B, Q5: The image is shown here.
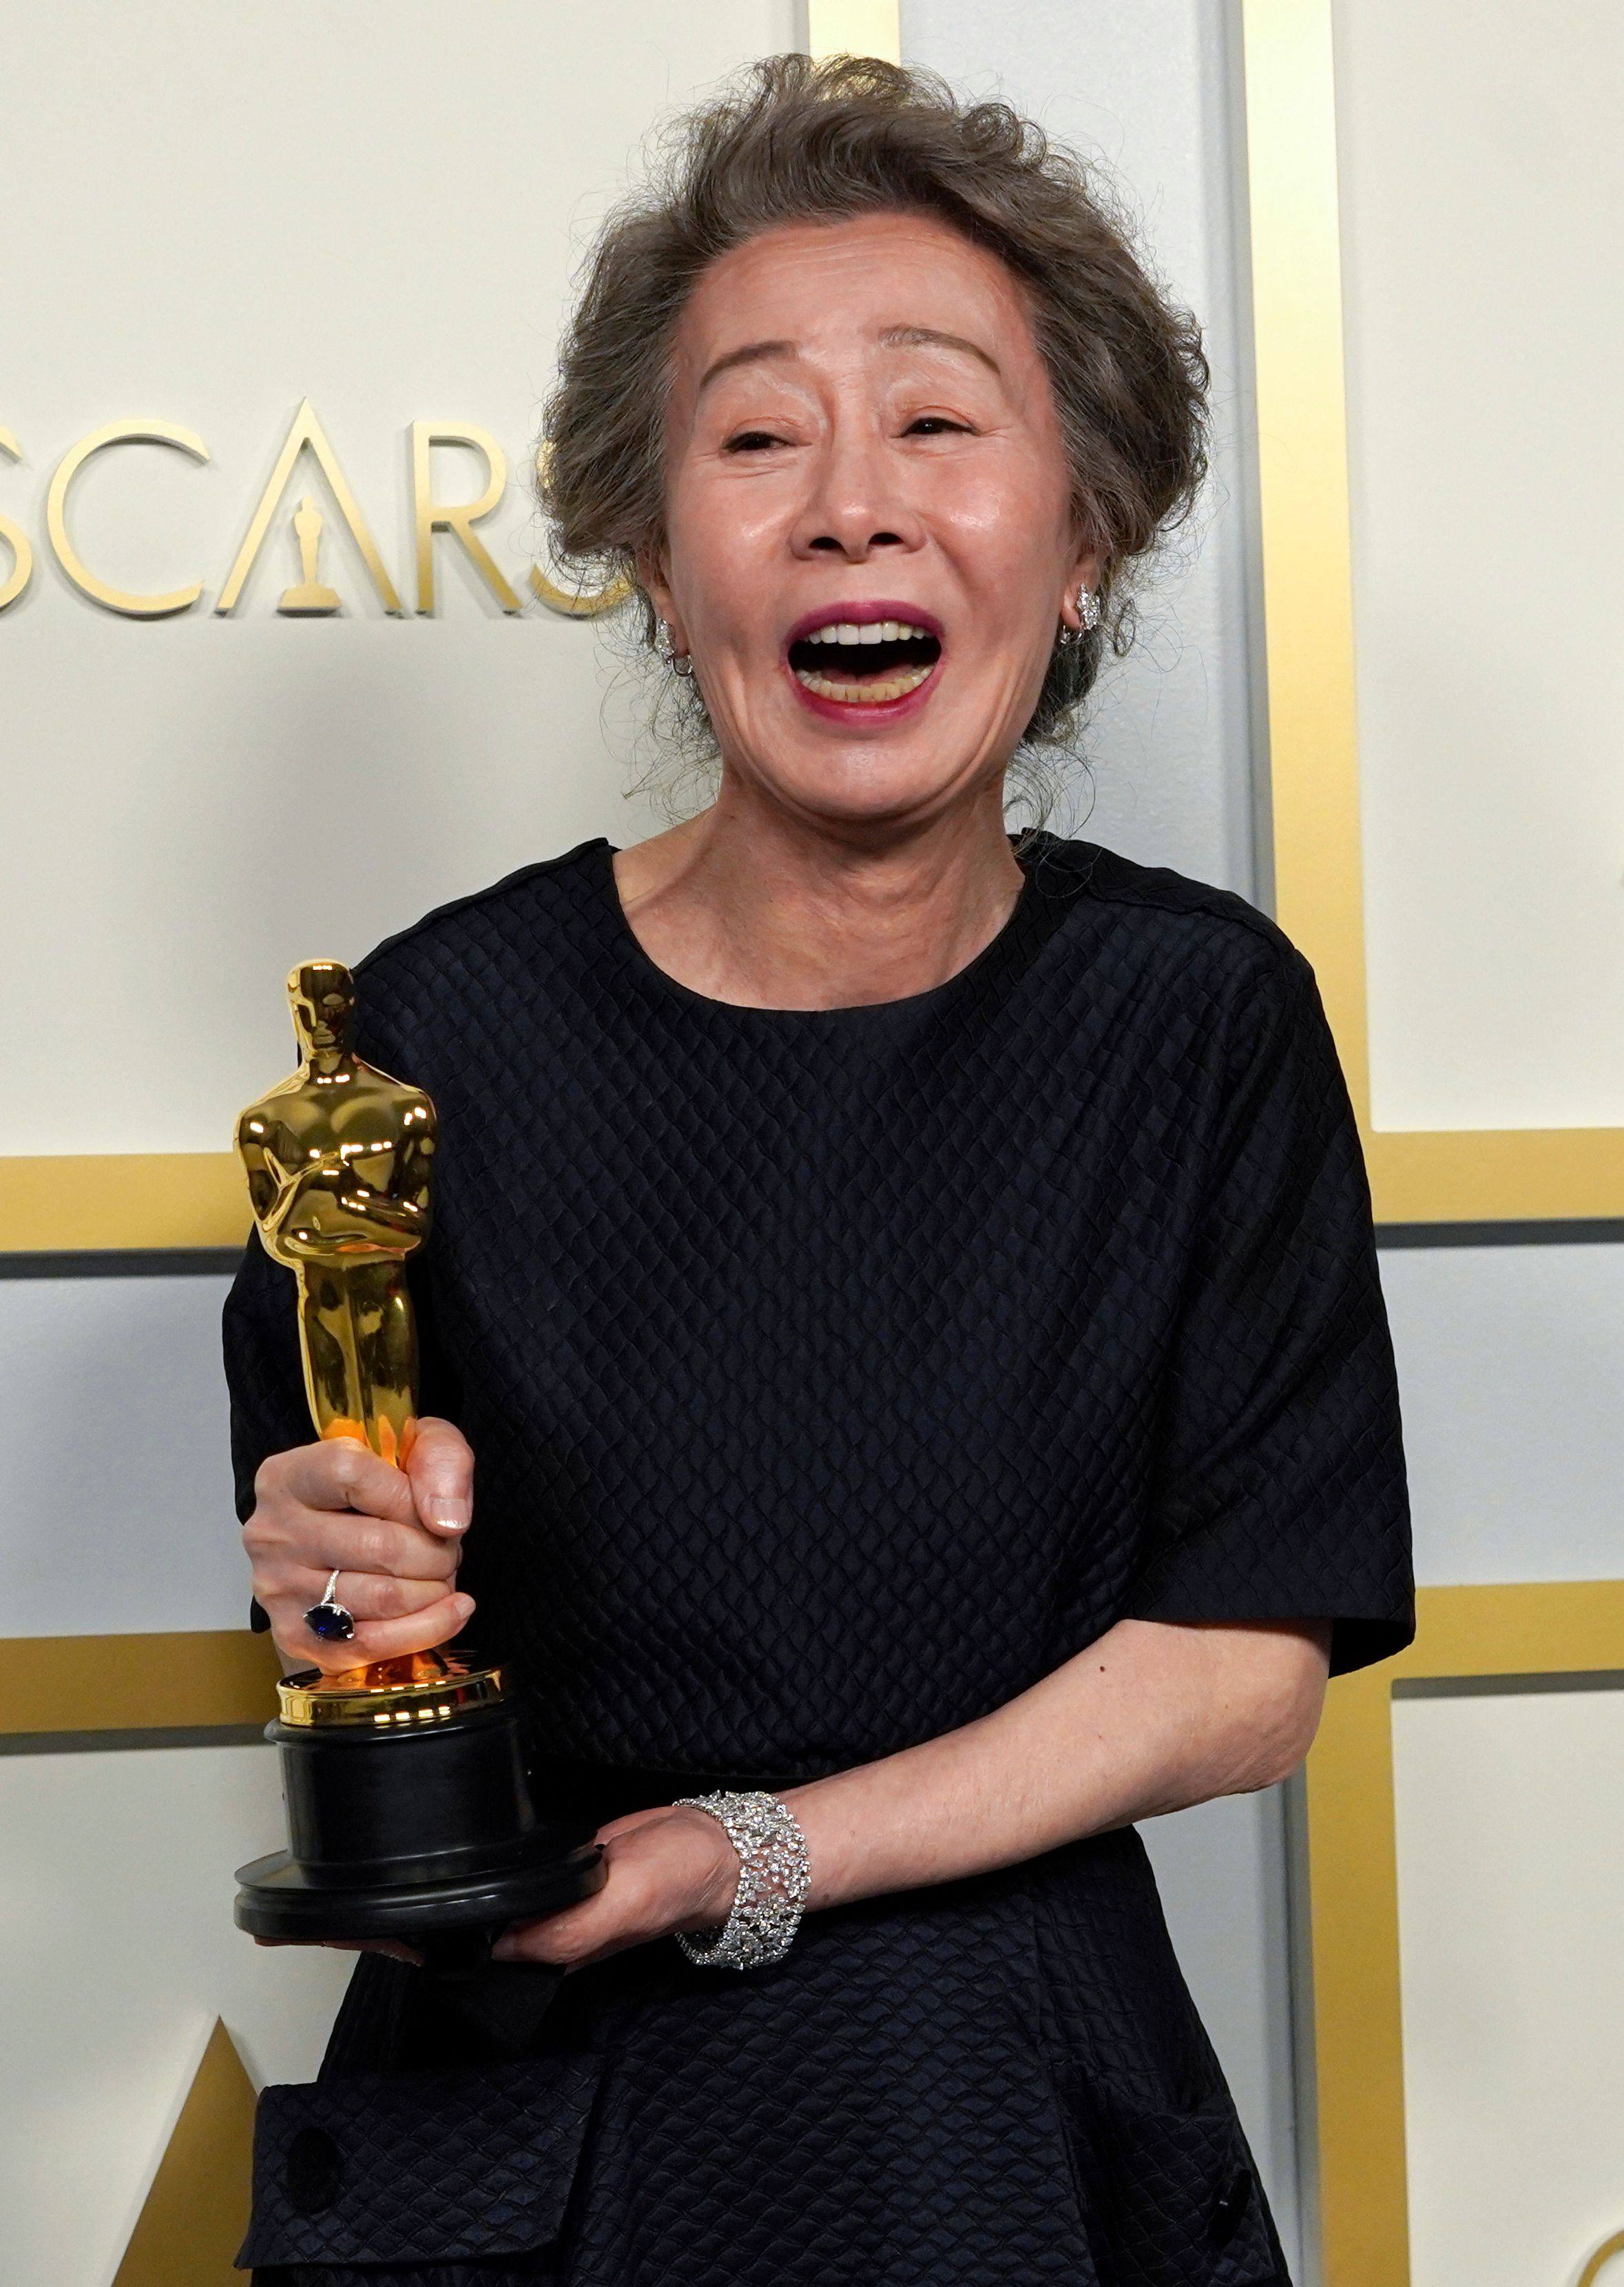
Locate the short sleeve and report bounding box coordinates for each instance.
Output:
[1126,944,1415,1677]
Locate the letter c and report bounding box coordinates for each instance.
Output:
[47,420,210,616]
[0,428,31,613]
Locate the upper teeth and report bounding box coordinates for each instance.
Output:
[802,620,931,644]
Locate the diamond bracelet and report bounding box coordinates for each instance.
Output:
[672,1790,812,1972]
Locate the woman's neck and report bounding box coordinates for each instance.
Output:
[612,786,1028,1012]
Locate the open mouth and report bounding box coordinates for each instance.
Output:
[787,616,943,705]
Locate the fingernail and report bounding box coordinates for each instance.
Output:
[491,1935,517,1962]
[453,1593,476,1622]
[428,1502,470,1534]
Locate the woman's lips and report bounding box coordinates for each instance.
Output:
[784,601,945,648]
[782,602,944,722]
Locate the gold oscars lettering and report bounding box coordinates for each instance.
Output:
[1578,2228,1624,2287]
[0,398,630,619]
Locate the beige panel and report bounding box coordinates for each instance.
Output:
[808,0,900,59]
[1333,1,1624,1133]
[1392,1687,1624,2287]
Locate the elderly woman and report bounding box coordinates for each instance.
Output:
[225,53,1413,2287]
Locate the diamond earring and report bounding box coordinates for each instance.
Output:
[659,619,695,677]
[1058,587,1101,649]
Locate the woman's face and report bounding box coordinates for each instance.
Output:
[648,211,1096,833]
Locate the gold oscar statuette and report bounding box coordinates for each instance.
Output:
[231,962,604,1959]
[277,495,342,615]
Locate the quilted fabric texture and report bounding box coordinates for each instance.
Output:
[224,832,1414,2284]
[239,2053,598,2267]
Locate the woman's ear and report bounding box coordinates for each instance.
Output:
[637,546,683,650]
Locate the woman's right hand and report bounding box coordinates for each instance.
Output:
[242,1416,477,1670]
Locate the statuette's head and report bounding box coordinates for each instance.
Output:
[540,54,1207,832]
[288,960,355,1056]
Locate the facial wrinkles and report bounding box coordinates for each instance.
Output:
[653,215,1081,805]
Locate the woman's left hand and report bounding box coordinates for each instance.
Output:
[492,1803,740,1971]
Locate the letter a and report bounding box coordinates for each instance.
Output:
[216,400,402,616]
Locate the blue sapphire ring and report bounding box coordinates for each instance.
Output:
[303,1569,357,1644]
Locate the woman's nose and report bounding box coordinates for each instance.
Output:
[788,433,924,562]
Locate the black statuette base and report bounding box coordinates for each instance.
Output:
[235,1697,605,1946]
[233,1838,605,1945]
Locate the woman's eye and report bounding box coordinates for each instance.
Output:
[904,416,972,437]
[722,429,787,454]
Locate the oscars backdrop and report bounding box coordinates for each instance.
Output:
[1,5,826,1248]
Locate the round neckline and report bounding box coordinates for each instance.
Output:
[595,836,1046,1021]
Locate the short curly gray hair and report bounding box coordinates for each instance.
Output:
[539,52,1208,811]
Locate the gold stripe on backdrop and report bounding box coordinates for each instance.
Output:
[0,1152,248,1252]
[0,1630,281,1736]
[112,2019,258,2287]
[1303,1580,1624,2287]
[1239,0,1624,1223]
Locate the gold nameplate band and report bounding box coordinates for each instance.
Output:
[275,1657,506,1730]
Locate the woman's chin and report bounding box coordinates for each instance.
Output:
[717,689,1001,827]
[769,752,977,829]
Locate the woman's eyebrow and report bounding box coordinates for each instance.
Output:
[879,323,1003,375]
[697,324,1003,397]
[697,338,798,394]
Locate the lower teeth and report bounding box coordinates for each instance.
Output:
[793,663,933,703]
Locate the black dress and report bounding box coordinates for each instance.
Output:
[224,831,1413,2286]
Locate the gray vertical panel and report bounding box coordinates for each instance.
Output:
[897,1,1300,2264]
[0,1274,244,1635]
[902,0,1260,894]
[1379,1241,1624,1589]
[1141,1788,1300,2252]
